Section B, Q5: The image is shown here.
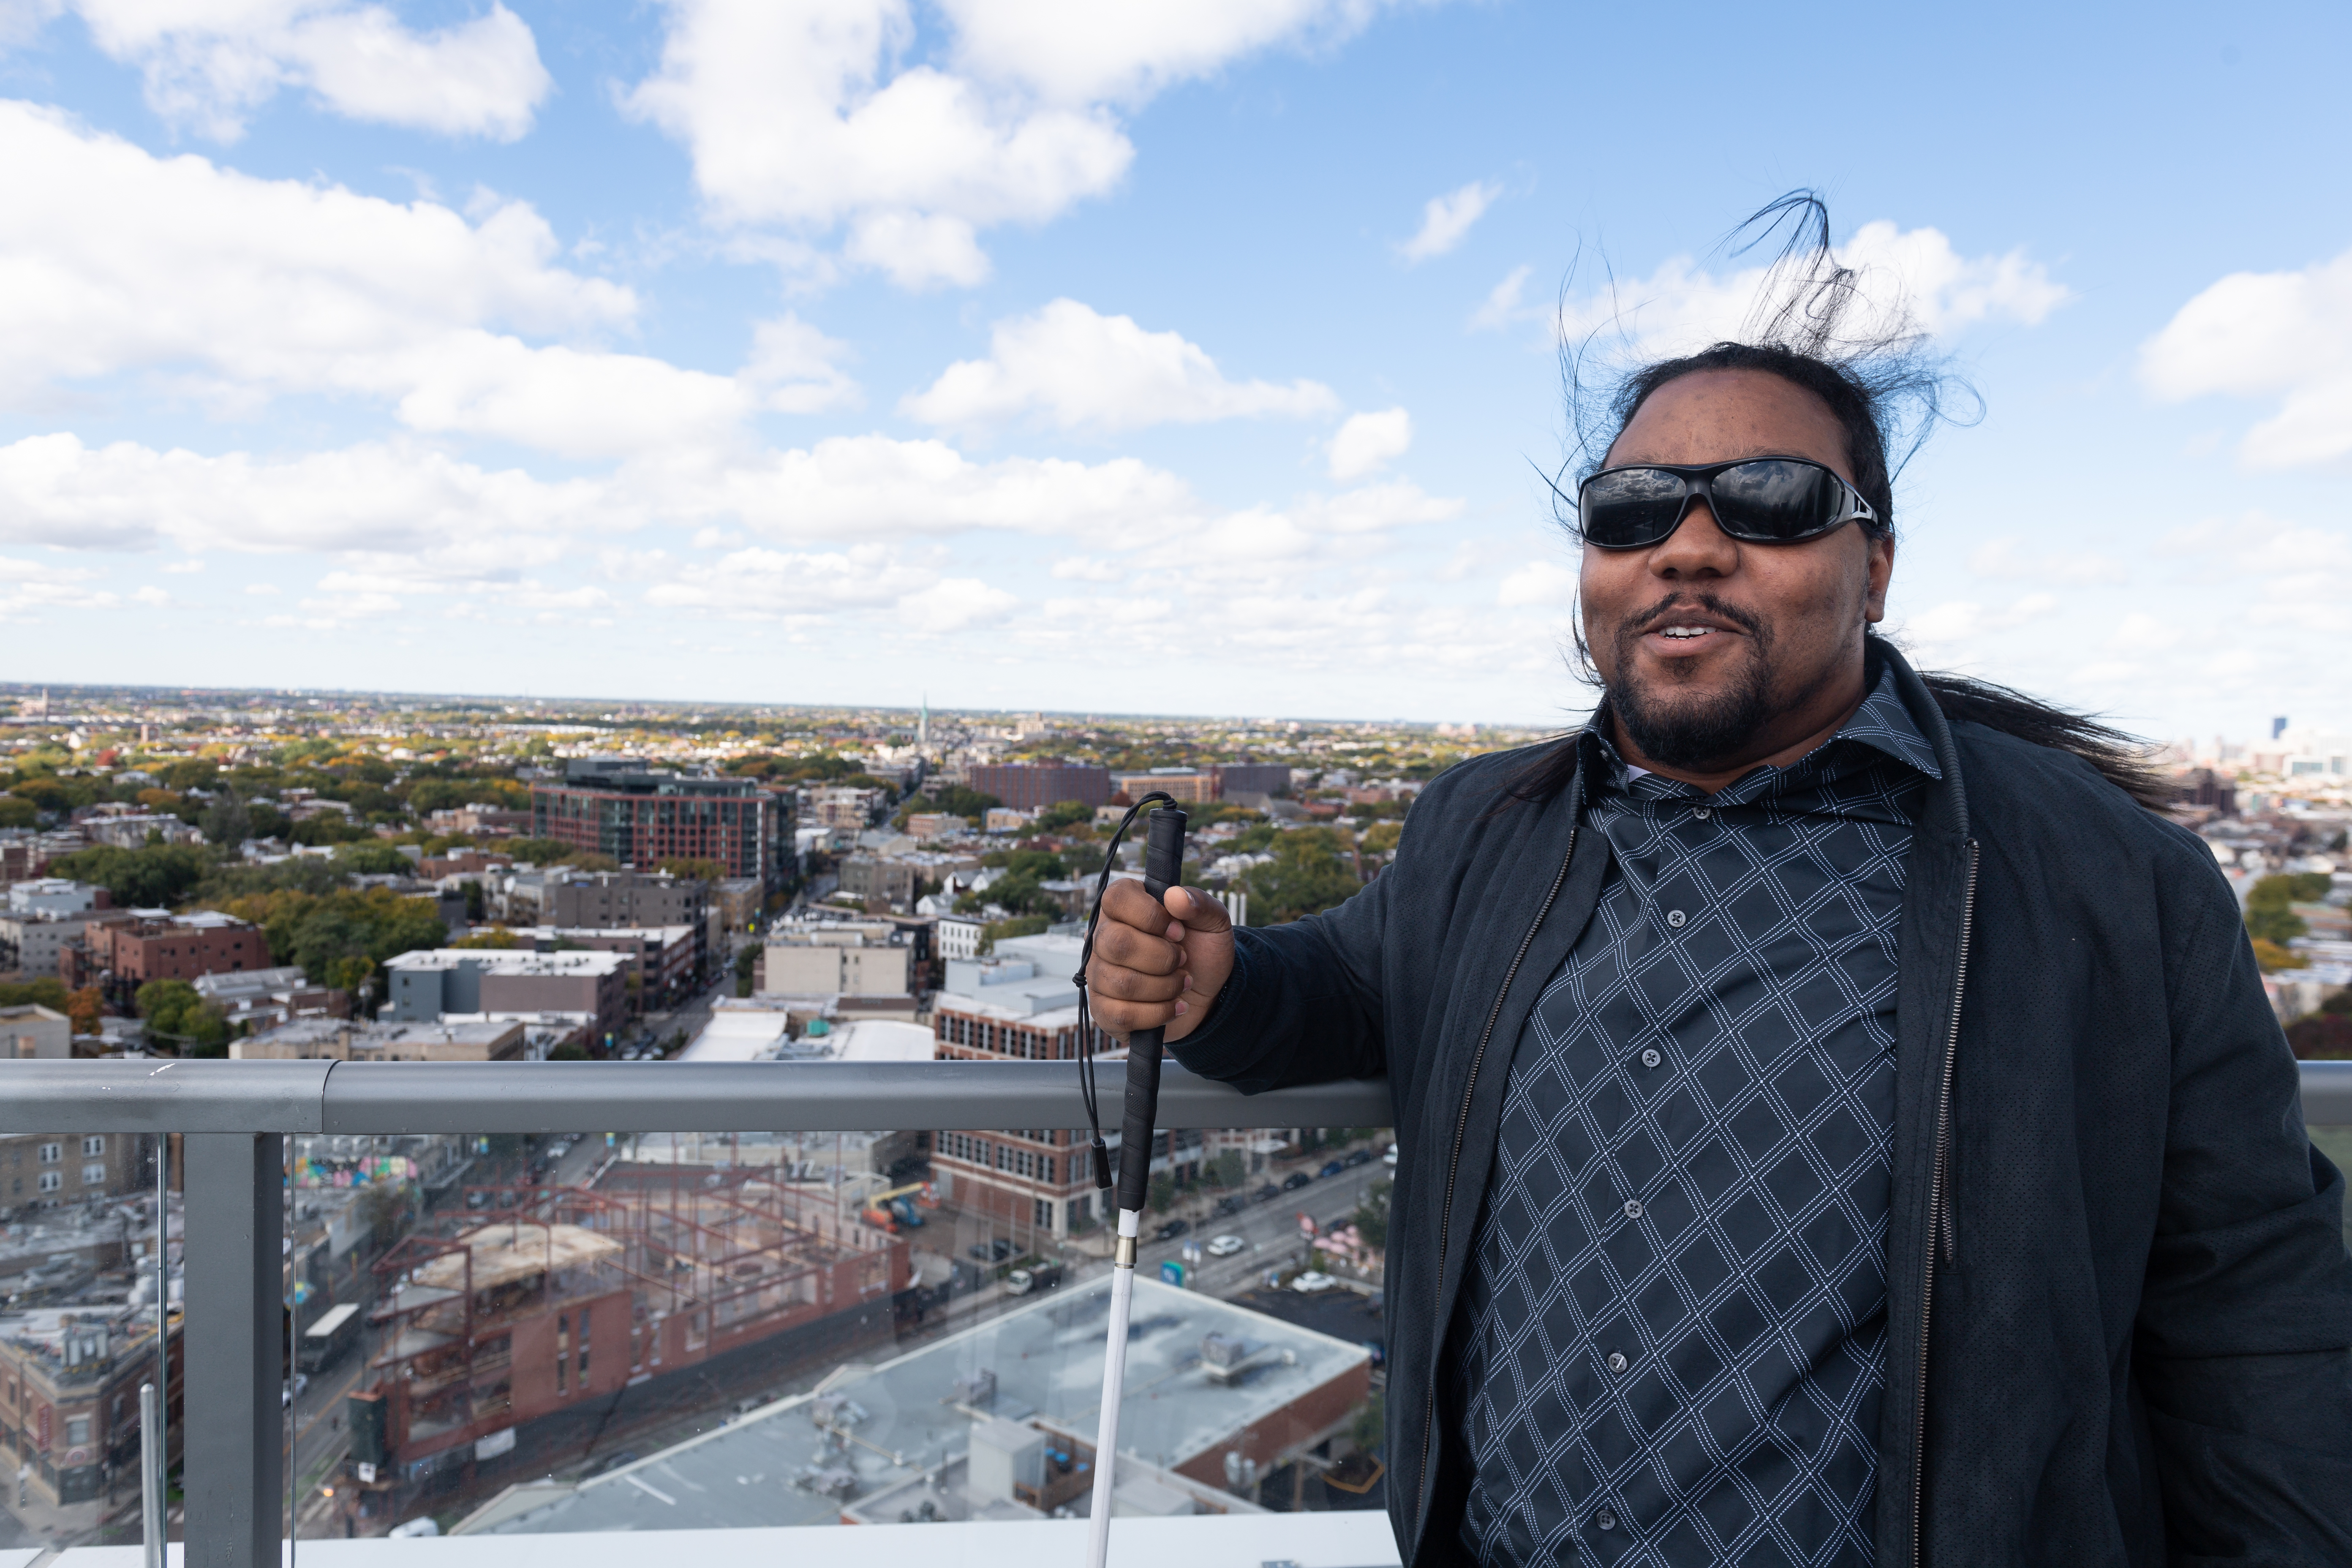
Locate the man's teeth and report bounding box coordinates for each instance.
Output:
[1660,625,1712,639]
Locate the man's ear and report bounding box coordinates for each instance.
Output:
[1863,533,1894,623]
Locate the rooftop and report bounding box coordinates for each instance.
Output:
[478,1275,1369,1536]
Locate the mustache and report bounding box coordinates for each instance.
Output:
[1620,592,1767,641]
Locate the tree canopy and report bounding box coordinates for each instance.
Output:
[48,843,214,908]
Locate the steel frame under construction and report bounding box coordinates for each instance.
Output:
[363,1166,909,1478]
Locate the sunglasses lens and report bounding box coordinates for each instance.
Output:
[1708,460,1848,541]
[1578,468,1688,547]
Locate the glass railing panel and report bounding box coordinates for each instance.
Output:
[0,1130,173,1552]
[286,1122,1393,1543]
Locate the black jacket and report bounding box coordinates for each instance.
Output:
[1172,646,2352,1566]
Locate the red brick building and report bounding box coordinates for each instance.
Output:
[62,912,268,1008]
[530,761,786,889]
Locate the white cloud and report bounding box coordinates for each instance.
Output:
[900,298,1337,433]
[1557,220,2070,358]
[69,0,550,142]
[1398,179,1499,264]
[1470,264,1534,332]
[898,576,1017,632]
[0,103,866,458]
[739,314,861,414]
[1968,536,2127,586]
[624,0,1419,288]
[936,0,1407,105]
[1328,407,1412,480]
[0,554,116,613]
[162,557,205,573]
[2140,245,2352,468]
[1497,558,1575,608]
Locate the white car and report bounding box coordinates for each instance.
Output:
[1205,1234,1246,1258]
[1291,1270,1338,1293]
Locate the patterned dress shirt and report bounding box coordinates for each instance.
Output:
[1451,664,1941,1566]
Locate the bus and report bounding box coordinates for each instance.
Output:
[299,1301,362,1373]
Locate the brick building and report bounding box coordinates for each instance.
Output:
[0,1304,182,1511]
[530,761,787,890]
[962,765,1111,813]
[928,932,1205,1240]
[60,912,268,1009]
[0,1130,141,1210]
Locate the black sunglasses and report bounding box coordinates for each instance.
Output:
[1575,456,1879,550]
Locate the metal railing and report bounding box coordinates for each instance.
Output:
[0,1058,1391,1568]
[5,1056,2346,1568]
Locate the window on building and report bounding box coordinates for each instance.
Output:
[64,1416,88,1447]
[1067,1194,1092,1230]
[1034,1198,1053,1229]
[81,1164,103,1187]
[36,1144,57,1165]
[37,1173,59,1193]
[79,1137,101,1157]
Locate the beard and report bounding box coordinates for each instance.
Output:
[1603,593,1783,770]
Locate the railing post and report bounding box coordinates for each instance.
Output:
[185,1133,284,1568]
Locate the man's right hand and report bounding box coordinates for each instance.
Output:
[1086,879,1235,1043]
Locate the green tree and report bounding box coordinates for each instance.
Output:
[48,844,215,909]
[734,944,760,998]
[0,979,69,1010]
[1240,828,1359,924]
[978,916,1050,953]
[1147,1173,1175,1214]
[658,857,724,883]
[2246,873,2330,946]
[450,928,524,950]
[200,790,252,846]
[1206,1150,1247,1190]
[0,797,35,829]
[135,979,230,1055]
[1034,800,1095,832]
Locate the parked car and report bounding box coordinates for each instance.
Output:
[1210,1195,1244,1218]
[1384,1144,1399,1168]
[387,1518,440,1538]
[1343,1149,1372,1168]
[1152,1219,1190,1241]
[1253,1184,1279,1205]
[1291,1271,1338,1293]
[1205,1234,1246,1258]
[1282,1171,1313,1191]
[968,1239,1015,1262]
[1319,1160,1346,1178]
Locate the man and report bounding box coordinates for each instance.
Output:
[1086,346,2352,1565]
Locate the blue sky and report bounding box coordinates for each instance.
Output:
[3,0,2348,741]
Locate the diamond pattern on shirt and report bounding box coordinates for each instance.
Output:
[1452,666,1935,1567]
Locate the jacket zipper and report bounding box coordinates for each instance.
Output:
[1911,838,1979,1568]
[1415,827,1578,1545]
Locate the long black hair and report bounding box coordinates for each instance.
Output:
[1509,193,2169,812]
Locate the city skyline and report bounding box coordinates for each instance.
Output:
[0,3,2347,737]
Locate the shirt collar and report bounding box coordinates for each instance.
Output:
[1580,658,1942,800]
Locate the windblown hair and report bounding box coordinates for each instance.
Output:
[1506,192,2169,813]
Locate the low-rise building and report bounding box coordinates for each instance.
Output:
[936,913,985,962]
[0,1296,182,1512]
[190,967,350,1034]
[514,924,698,1013]
[0,1005,71,1061]
[762,920,914,996]
[233,1018,528,1062]
[75,812,201,849]
[60,911,269,1008]
[0,906,121,982]
[381,948,629,1040]
[4,880,102,917]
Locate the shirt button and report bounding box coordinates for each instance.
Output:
[1605,1350,1628,1374]
[1622,1199,1644,1220]
[1595,1508,1618,1532]
[1640,1048,1662,1069]
[1665,909,1686,928]
[1692,807,1711,820]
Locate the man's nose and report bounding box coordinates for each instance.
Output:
[1648,500,1739,577]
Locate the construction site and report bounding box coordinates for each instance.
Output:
[343,1160,922,1528]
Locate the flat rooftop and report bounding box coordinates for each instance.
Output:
[479,1275,1369,1536]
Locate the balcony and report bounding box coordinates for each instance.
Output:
[6,1057,2348,1568]
[0,1058,1402,1566]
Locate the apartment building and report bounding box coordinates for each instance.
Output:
[59,911,269,1008]
[530,760,787,890]
[1,1004,71,1060]
[761,920,914,997]
[381,949,629,1040]
[0,1303,181,1510]
[0,1130,140,1209]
